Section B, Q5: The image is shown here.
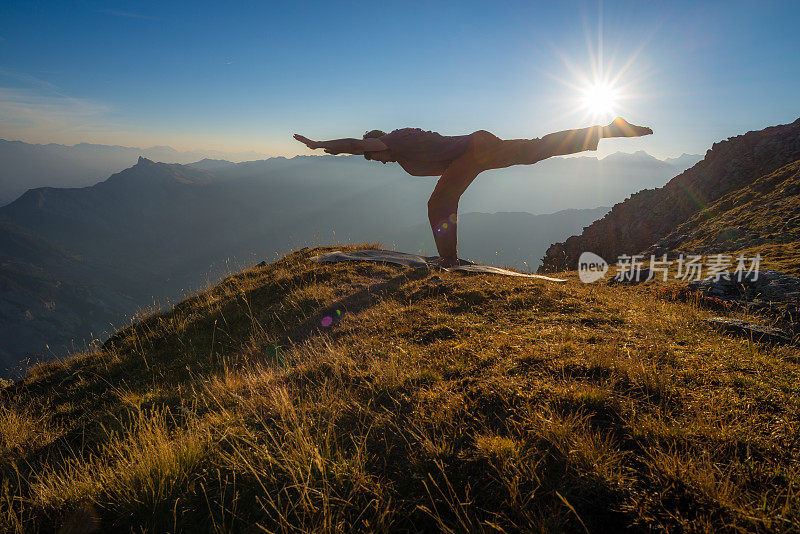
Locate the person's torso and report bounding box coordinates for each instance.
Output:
[379,128,473,176]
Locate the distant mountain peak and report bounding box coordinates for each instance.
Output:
[103,159,214,188]
[600,150,662,163]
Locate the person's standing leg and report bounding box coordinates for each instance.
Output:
[427,149,484,264]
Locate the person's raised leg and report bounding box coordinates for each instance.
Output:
[480,117,653,169]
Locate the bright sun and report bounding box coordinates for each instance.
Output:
[581,82,618,116]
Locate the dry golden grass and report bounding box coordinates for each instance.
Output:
[1,244,799,532]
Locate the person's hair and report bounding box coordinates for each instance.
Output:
[362,130,387,160]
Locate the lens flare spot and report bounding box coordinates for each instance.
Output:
[321,315,333,327]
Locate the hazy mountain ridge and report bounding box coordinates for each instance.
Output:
[0,222,137,375]
[663,152,705,169]
[539,118,800,272]
[0,139,268,206]
[1,136,700,208]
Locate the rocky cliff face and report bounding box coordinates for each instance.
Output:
[538,118,800,272]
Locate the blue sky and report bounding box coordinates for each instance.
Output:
[1,0,798,159]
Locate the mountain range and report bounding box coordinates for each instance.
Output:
[0,139,269,206]
[0,138,700,207]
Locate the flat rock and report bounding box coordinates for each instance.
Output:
[706,316,793,344]
[445,263,567,281]
[312,250,431,269]
[311,249,566,281]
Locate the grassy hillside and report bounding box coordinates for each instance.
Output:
[651,160,800,276]
[2,245,799,532]
[540,118,800,273]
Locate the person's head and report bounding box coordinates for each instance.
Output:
[363,130,395,164]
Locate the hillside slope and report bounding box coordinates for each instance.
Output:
[645,160,800,275]
[539,118,800,272]
[0,222,137,374]
[2,245,798,532]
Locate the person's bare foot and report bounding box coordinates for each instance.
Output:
[603,117,653,138]
[430,256,474,268]
[430,256,459,268]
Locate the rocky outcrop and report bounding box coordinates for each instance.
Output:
[643,160,800,262]
[539,118,800,272]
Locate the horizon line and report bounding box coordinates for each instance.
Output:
[0,136,700,163]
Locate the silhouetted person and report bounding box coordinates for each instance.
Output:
[294,118,652,267]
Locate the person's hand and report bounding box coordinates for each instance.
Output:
[293,134,321,149]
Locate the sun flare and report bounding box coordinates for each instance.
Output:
[581,82,618,116]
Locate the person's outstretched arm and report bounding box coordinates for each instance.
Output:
[293,134,388,155]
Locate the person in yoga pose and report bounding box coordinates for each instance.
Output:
[293,118,652,267]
